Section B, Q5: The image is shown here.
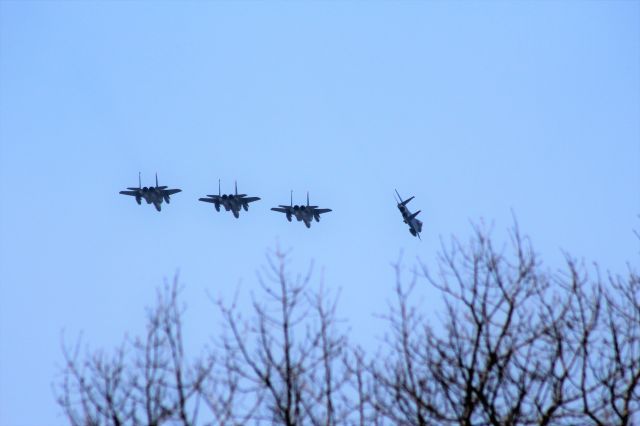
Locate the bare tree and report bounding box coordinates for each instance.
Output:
[56,250,359,426]
[577,268,640,425]
[209,248,354,426]
[57,230,639,426]
[370,223,639,426]
[56,278,212,426]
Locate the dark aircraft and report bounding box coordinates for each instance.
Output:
[271,191,332,228]
[198,180,260,218]
[395,189,422,239]
[119,172,181,212]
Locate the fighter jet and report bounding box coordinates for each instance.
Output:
[198,180,260,218]
[395,189,422,239]
[119,172,181,212]
[271,191,332,228]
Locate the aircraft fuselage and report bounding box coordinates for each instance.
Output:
[396,191,423,238]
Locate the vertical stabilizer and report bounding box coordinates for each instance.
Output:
[290,190,293,207]
[235,180,238,196]
[155,173,159,188]
[138,172,141,188]
[218,179,221,196]
[307,191,310,207]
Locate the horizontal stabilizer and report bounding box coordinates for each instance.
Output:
[199,198,215,203]
[400,196,415,206]
[409,210,421,219]
[126,187,140,190]
[206,195,221,198]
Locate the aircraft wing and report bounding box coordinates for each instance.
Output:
[313,208,332,215]
[119,190,139,196]
[243,197,261,203]
[271,207,289,213]
[163,189,182,195]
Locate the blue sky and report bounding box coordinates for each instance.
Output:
[0,2,638,425]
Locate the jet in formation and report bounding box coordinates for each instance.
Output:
[119,175,421,238]
[271,191,332,228]
[199,180,260,218]
[395,189,422,239]
[119,173,182,212]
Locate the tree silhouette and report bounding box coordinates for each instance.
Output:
[206,248,354,425]
[369,224,639,426]
[57,279,210,426]
[56,226,639,425]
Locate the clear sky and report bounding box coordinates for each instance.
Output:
[0,2,638,425]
